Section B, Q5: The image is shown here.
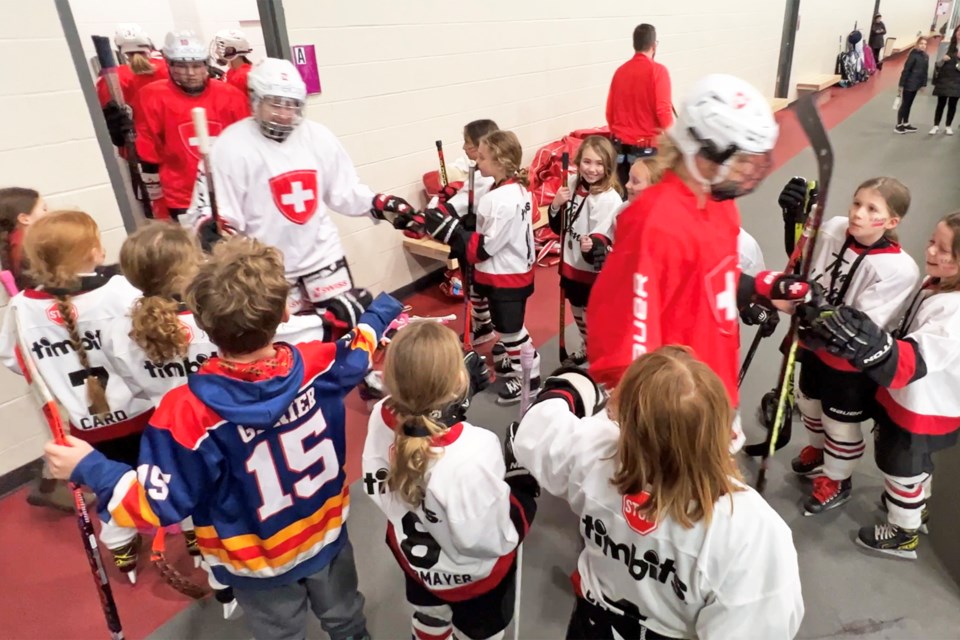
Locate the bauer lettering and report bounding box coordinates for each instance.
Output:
[631,273,650,359]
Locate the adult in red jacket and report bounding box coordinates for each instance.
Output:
[606,24,673,186]
[587,74,809,451]
[134,31,249,221]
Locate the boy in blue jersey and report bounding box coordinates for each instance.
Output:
[46,237,402,640]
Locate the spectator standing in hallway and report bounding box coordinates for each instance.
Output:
[870,14,887,71]
[930,26,960,135]
[606,24,673,188]
[896,37,930,134]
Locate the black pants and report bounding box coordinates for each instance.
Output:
[934,96,959,126]
[897,90,918,124]
[566,598,678,640]
[871,46,883,69]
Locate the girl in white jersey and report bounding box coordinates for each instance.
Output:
[510,347,803,638]
[785,177,919,516]
[549,136,623,367]
[804,211,960,559]
[0,211,148,578]
[362,323,538,640]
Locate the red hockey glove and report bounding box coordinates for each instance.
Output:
[370,194,413,224]
[754,270,810,301]
[436,183,461,204]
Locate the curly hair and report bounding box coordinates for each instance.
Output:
[479,130,529,187]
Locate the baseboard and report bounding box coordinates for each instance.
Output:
[0,458,41,500]
[389,266,446,302]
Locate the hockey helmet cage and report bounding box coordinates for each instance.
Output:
[162,31,208,63]
[211,29,253,65]
[248,58,307,142]
[114,23,153,56]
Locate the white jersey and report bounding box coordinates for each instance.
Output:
[554,177,623,284]
[210,118,375,278]
[513,399,804,639]
[100,309,327,407]
[445,163,494,219]
[737,228,765,276]
[878,285,960,436]
[362,400,520,600]
[0,275,154,444]
[470,180,535,291]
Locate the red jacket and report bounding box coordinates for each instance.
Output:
[226,63,252,94]
[586,171,742,406]
[605,53,673,146]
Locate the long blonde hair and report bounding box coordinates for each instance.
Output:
[383,323,468,507]
[479,130,529,187]
[609,346,742,528]
[121,223,202,362]
[24,211,109,415]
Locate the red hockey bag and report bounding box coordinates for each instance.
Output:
[527,127,611,211]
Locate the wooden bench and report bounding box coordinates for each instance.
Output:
[403,207,549,270]
[796,74,841,96]
[768,97,790,112]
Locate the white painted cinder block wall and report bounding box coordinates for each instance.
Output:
[881,0,940,49]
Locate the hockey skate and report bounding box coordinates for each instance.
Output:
[497,376,540,406]
[183,530,203,568]
[491,342,513,377]
[461,322,496,347]
[791,446,824,477]
[879,492,929,534]
[856,523,919,560]
[803,476,852,515]
[215,587,242,620]
[111,535,141,583]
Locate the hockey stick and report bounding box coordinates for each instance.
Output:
[435,140,449,189]
[756,96,833,494]
[513,342,536,640]
[557,152,571,363]
[13,312,125,639]
[461,166,474,350]
[738,330,763,389]
[191,107,221,231]
[92,35,153,220]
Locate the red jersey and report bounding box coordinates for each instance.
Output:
[587,171,742,405]
[226,63,251,94]
[96,58,169,114]
[136,80,250,209]
[605,53,673,146]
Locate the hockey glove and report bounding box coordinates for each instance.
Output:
[197,217,223,252]
[778,177,809,225]
[464,350,492,395]
[323,288,374,337]
[103,101,133,148]
[423,206,462,245]
[531,366,604,418]
[140,162,164,202]
[740,303,779,338]
[753,270,811,302]
[436,183,461,204]
[370,194,414,225]
[582,234,611,270]
[811,305,894,370]
[503,421,540,498]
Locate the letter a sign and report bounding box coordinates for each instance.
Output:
[290,44,322,95]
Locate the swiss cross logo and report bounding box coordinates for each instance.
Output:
[705,255,739,336]
[270,169,319,224]
[45,302,77,326]
[732,91,748,109]
[622,491,658,535]
[178,121,223,160]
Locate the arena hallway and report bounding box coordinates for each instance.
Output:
[3,47,960,640]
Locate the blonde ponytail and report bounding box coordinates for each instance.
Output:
[128,52,155,75]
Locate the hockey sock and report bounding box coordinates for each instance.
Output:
[795,389,825,449]
[470,290,491,327]
[100,520,139,550]
[501,328,540,378]
[412,606,453,640]
[822,416,864,481]
[923,475,933,499]
[571,304,587,350]
[883,472,928,531]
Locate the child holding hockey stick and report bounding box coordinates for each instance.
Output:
[414,130,540,405]
[0,211,152,579]
[509,346,803,638]
[549,135,623,366]
[802,212,960,558]
[46,237,404,640]
[780,176,919,515]
[362,322,537,640]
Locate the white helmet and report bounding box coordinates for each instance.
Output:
[668,74,779,200]
[248,58,307,142]
[162,31,208,63]
[211,29,252,65]
[114,23,153,56]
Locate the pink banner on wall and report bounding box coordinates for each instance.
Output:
[291,44,322,95]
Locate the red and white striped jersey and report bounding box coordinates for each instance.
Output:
[362,400,520,601]
[468,181,535,291]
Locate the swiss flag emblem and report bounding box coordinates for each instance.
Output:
[178,120,223,160]
[46,302,77,326]
[623,491,658,535]
[705,255,740,337]
[270,170,319,224]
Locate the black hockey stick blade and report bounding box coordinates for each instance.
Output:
[793,96,834,226]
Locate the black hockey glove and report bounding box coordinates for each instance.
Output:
[740,303,779,338]
[531,366,604,418]
[811,305,894,370]
[503,421,540,498]
[463,350,491,396]
[423,206,462,245]
[370,193,414,225]
[103,101,133,148]
[582,235,611,270]
[324,289,374,330]
[197,217,223,252]
[778,177,809,225]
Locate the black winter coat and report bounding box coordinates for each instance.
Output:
[869,21,887,49]
[934,53,960,98]
[900,49,930,92]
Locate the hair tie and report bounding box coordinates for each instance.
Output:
[401,421,433,438]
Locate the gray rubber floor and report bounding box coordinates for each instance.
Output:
[149,87,960,639]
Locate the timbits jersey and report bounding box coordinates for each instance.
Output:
[806,216,919,371]
[362,401,522,601]
[549,177,622,285]
[588,171,744,404]
[210,118,376,279]
[466,180,535,293]
[96,58,169,114]
[0,273,154,444]
[875,286,960,436]
[513,399,804,639]
[136,79,250,208]
[71,294,403,590]
[101,309,328,407]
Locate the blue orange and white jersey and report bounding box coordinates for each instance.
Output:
[71,293,403,589]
